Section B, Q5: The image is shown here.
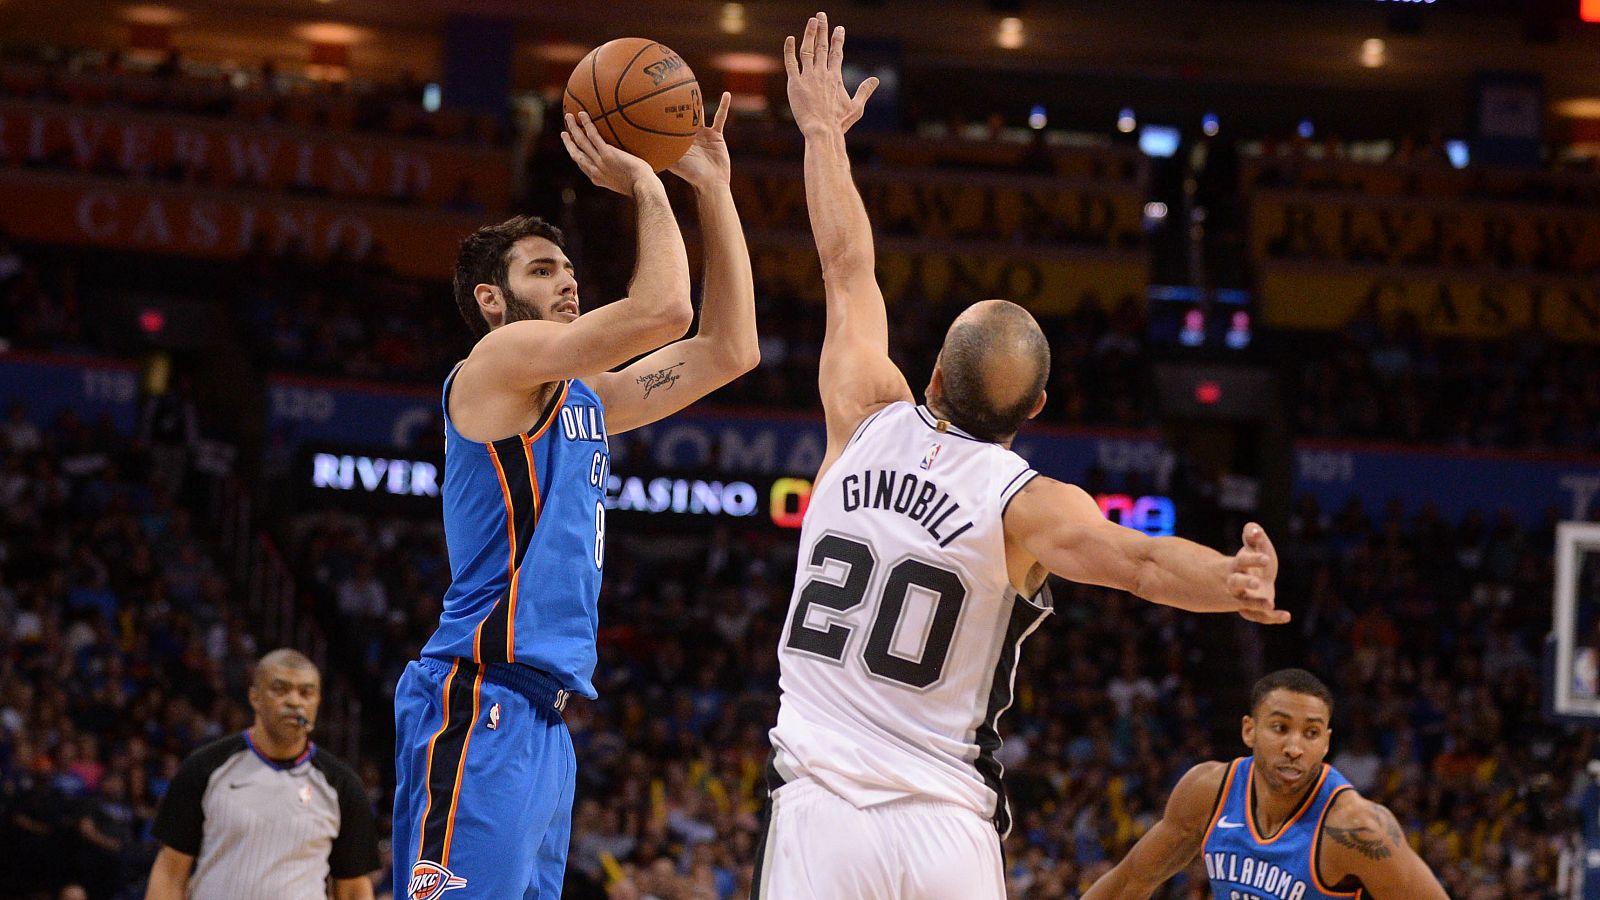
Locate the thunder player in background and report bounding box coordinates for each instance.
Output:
[1082,669,1447,899]
[393,96,757,899]
[759,14,1289,899]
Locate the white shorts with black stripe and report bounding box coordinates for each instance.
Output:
[753,777,1005,900]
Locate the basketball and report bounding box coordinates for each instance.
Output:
[563,38,702,173]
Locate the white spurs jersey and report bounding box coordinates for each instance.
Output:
[769,401,1053,835]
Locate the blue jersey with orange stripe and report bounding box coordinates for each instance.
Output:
[420,366,609,698]
[1201,758,1361,900]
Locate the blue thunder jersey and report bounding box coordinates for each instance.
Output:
[1201,758,1362,900]
[420,366,610,698]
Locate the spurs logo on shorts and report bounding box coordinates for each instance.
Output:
[408,860,467,900]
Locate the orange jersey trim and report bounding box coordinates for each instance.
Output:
[479,442,518,665]
[1201,759,1241,848]
[1310,784,1365,898]
[1247,762,1331,846]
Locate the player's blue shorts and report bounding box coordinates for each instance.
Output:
[393,656,576,900]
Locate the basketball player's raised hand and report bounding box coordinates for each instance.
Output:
[1228,523,1289,624]
[561,111,657,195]
[668,91,733,190]
[784,12,879,136]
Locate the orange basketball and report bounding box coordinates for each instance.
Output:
[563,38,702,173]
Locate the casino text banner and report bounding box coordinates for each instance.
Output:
[0,169,478,279]
[1259,261,1600,342]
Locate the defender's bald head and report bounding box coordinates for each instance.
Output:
[930,300,1050,442]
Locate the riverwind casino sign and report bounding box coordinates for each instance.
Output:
[1252,189,1600,341]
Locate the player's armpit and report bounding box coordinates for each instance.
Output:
[591,334,759,435]
[1081,762,1228,900]
[1318,796,1449,900]
[817,327,913,464]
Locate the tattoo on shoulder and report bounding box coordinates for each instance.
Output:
[1374,805,1405,846]
[637,363,685,399]
[1325,822,1392,861]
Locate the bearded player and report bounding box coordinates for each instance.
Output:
[1082,668,1448,900]
[393,96,757,899]
[755,13,1289,899]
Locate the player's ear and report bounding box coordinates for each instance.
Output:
[926,364,944,401]
[1027,391,1047,420]
[475,283,504,326]
[1241,714,1255,750]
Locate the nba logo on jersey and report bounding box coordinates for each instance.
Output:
[298,784,311,806]
[921,443,943,470]
[487,703,501,730]
[408,861,467,899]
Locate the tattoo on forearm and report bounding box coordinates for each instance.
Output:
[1326,824,1392,860]
[638,363,685,398]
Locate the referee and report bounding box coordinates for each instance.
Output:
[145,648,380,899]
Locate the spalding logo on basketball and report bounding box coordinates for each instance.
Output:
[564,37,703,172]
[408,860,467,900]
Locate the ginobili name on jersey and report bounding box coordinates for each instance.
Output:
[840,469,975,547]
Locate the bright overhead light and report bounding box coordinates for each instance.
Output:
[1028,104,1047,130]
[720,3,746,35]
[1298,119,1315,139]
[710,52,781,75]
[294,22,366,45]
[1555,97,1600,119]
[996,17,1024,50]
[1117,107,1136,133]
[1361,38,1386,68]
[122,5,185,25]
[1202,112,1219,136]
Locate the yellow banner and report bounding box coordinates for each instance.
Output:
[1251,191,1600,277]
[1260,262,1600,342]
[0,169,482,279]
[745,230,1146,314]
[732,160,1144,248]
[0,99,511,210]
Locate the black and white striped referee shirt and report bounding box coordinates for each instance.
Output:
[152,732,379,900]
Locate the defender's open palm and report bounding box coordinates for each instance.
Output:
[562,111,656,195]
[1229,523,1287,624]
[668,91,733,189]
[784,12,878,135]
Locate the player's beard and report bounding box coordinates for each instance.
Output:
[501,285,548,325]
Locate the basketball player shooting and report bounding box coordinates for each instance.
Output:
[1081,669,1448,900]
[755,13,1289,900]
[390,93,758,900]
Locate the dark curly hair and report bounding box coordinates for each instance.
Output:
[453,215,566,340]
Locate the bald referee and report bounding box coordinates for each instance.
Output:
[145,649,380,900]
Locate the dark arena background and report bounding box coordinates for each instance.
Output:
[3,0,1600,897]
